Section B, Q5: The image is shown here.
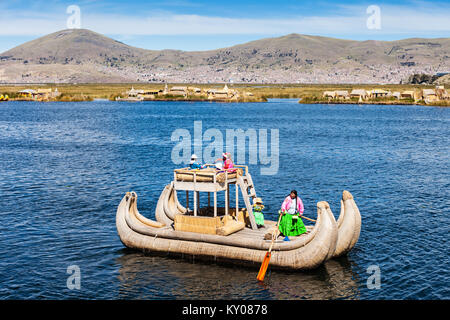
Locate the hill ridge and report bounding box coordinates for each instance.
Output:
[0,29,449,84]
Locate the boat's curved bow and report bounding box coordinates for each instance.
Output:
[332,190,361,258]
[116,192,339,270]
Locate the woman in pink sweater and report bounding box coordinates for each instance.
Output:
[215,153,235,171]
[278,190,307,237]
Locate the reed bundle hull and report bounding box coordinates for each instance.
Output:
[116,187,361,270]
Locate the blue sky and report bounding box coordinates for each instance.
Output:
[0,0,449,53]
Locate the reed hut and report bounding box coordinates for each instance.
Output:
[18,89,36,98]
[207,85,233,100]
[392,92,401,99]
[117,87,144,101]
[188,87,202,96]
[435,86,449,100]
[401,90,415,99]
[335,91,349,100]
[169,86,188,97]
[35,88,53,100]
[369,89,389,98]
[422,89,437,103]
[323,91,336,99]
[350,89,368,100]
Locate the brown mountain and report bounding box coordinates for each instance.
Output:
[0,29,448,83]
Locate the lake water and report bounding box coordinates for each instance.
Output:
[0,99,448,299]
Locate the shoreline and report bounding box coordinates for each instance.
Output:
[299,100,450,107]
[3,99,449,107]
[1,83,448,106]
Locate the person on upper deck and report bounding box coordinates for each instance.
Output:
[278,190,307,238]
[215,152,235,171]
[189,154,205,170]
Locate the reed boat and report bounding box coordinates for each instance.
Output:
[116,166,361,270]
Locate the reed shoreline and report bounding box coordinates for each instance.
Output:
[0,83,448,106]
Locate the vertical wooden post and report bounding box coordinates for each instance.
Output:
[214,173,217,217]
[235,183,239,218]
[194,172,197,216]
[186,190,189,212]
[194,193,197,216]
[225,172,229,216]
[196,191,200,214]
[225,183,229,216]
[214,191,217,217]
[208,192,211,207]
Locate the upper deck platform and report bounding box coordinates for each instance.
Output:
[173,165,247,192]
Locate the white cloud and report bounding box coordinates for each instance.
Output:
[0,4,448,37]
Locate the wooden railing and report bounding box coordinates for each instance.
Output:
[174,164,248,182]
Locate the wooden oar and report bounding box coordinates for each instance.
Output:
[300,215,316,223]
[257,213,283,282]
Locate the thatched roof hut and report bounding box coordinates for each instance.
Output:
[335,90,349,99]
[350,89,368,99]
[169,86,188,96]
[323,91,336,98]
[401,90,415,99]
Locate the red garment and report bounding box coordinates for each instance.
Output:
[223,159,234,169]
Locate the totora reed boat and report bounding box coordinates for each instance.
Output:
[116,165,361,270]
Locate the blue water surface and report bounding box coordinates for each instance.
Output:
[0,99,448,299]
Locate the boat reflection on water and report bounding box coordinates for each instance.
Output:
[323,258,361,299]
[256,257,360,299]
[115,251,361,300]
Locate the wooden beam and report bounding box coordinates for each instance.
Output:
[236,183,239,218]
[186,190,189,212]
[214,173,217,217]
[194,172,197,216]
[173,181,227,192]
[196,191,200,214]
[225,183,229,216]
[214,192,217,217]
[194,192,197,216]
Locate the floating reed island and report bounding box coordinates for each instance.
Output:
[116,165,361,270]
[1,83,448,105]
[115,84,265,102]
[302,85,450,106]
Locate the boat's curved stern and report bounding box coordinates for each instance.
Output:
[332,190,361,258]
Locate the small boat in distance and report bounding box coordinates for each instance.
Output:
[116,166,361,270]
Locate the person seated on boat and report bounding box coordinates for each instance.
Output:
[278,190,307,238]
[252,197,265,228]
[189,154,205,170]
[215,153,235,172]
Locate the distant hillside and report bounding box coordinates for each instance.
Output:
[0,29,449,84]
[434,74,450,85]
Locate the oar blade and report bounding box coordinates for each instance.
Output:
[257,252,271,281]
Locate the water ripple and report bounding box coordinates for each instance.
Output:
[0,101,448,299]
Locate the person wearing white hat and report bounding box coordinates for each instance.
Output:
[215,152,235,171]
[189,154,205,170]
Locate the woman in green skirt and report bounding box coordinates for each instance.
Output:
[278,190,307,238]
